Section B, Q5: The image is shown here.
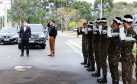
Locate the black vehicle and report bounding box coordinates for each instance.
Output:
[0,27,18,44]
[18,24,46,49]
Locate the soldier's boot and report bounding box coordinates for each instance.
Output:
[97,75,107,83]
[81,59,87,65]
[113,81,119,84]
[91,68,101,77]
[84,62,90,68]
[86,64,95,71]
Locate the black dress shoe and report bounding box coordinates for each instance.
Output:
[48,54,52,56]
[20,54,24,57]
[97,76,107,83]
[27,54,29,57]
[51,55,54,57]
[86,67,95,71]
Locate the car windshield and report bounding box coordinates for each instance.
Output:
[1,28,17,33]
[28,25,44,32]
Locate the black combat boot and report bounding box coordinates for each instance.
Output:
[91,68,100,77]
[86,65,95,71]
[84,62,90,68]
[81,59,87,65]
[97,75,107,83]
[113,81,119,84]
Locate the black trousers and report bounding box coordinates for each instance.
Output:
[21,40,29,54]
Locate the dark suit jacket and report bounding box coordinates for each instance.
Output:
[19,26,31,41]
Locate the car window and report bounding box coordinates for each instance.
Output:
[28,25,44,32]
[1,28,17,33]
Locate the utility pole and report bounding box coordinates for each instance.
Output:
[11,0,12,26]
[100,0,102,19]
[4,3,7,27]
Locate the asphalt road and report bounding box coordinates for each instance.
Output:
[0,32,122,84]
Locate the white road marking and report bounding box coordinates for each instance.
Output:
[68,40,82,49]
[65,41,83,56]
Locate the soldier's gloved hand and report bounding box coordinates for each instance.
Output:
[118,42,122,51]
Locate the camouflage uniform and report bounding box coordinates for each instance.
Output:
[108,28,120,82]
[87,30,95,66]
[121,27,136,84]
[84,33,89,61]
[99,26,108,76]
[93,27,101,69]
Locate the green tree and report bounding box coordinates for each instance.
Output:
[94,0,113,18]
[68,21,77,29]
[118,1,128,6]
[57,8,79,31]
[109,2,137,25]
[77,19,86,27]
[133,1,137,8]
[8,0,49,26]
[72,1,92,21]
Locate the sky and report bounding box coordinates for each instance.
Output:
[80,0,137,4]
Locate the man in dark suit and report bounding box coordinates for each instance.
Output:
[19,20,31,57]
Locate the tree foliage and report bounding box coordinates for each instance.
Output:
[77,19,86,27]
[57,8,79,31]
[68,21,77,29]
[72,1,92,21]
[8,0,49,26]
[94,0,113,18]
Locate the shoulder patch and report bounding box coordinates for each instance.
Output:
[128,34,133,37]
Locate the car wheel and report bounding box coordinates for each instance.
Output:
[18,44,21,49]
[41,45,45,49]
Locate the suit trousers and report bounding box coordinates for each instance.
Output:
[21,40,29,54]
[49,36,55,55]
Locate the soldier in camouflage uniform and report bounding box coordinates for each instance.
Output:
[85,21,95,71]
[97,18,108,83]
[92,18,101,76]
[108,17,122,84]
[121,15,137,84]
[81,23,88,65]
